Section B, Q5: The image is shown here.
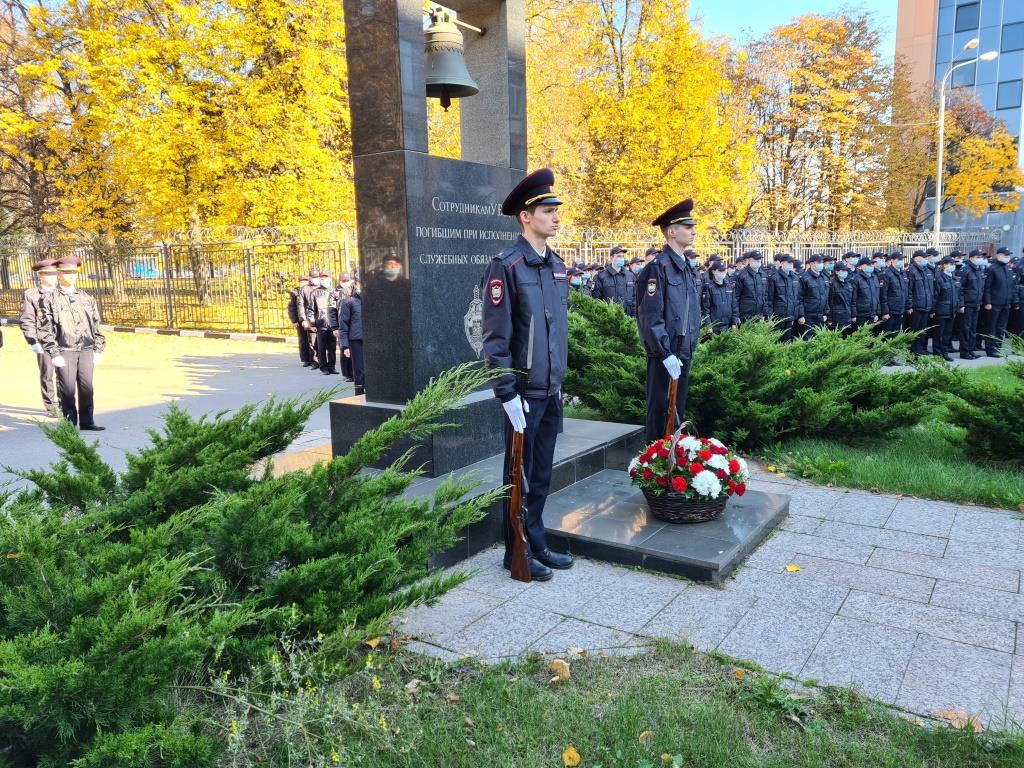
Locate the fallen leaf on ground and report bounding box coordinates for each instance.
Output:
[733,668,746,680]
[766,464,777,473]
[464,717,474,728]
[5,552,21,560]
[549,658,571,681]
[566,646,587,659]
[869,487,881,494]
[639,730,654,743]
[776,472,787,478]
[403,679,421,695]
[563,746,581,766]
[362,637,381,649]
[931,708,985,732]
[444,693,461,703]
[785,564,801,572]
[465,738,476,747]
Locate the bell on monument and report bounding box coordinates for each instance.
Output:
[424,6,479,111]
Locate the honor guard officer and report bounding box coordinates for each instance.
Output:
[19,258,60,412]
[591,245,637,315]
[481,168,573,582]
[702,258,739,334]
[799,254,830,337]
[636,199,702,443]
[37,255,107,430]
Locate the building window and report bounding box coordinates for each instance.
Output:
[955,3,980,33]
[952,60,977,88]
[997,80,1022,109]
[1003,22,1024,52]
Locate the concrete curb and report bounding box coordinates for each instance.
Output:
[0,316,288,343]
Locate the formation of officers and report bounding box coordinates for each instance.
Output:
[584,243,1024,362]
[285,270,365,395]
[18,256,106,430]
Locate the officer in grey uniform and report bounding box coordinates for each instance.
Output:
[636,199,702,443]
[480,168,573,582]
[19,258,60,412]
[37,255,107,430]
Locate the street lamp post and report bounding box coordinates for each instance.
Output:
[934,38,999,246]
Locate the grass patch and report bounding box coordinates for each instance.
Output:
[963,364,1021,391]
[564,403,609,421]
[769,421,1024,509]
[250,640,1024,767]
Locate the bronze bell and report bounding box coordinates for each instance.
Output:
[424,7,479,111]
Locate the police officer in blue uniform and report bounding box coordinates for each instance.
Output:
[932,256,964,361]
[982,246,1017,357]
[766,253,804,341]
[735,250,767,322]
[591,245,637,316]
[850,256,881,331]
[828,261,855,333]
[799,254,830,338]
[907,250,935,356]
[636,199,702,443]
[701,258,739,334]
[958,249,985,359]
[481,168,573,582]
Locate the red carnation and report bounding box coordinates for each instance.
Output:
[728,479,737,488]
[675,445,686,456]
[726,487,734,495]
[689,462,704,475]
[728,459,740,473]
[700,438,710,444]
[657,475,669,487]
[698,449,713,461]
[643,468,654,481]
[715,469,727,479]
[671,476,688,493]
[736,483,746,496]
[657,448,670,460]
[715,446,729,455]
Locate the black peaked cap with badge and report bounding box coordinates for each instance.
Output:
[501,168,563,216]
[651,199,695,228]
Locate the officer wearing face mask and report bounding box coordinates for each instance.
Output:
[766,253,804,341]
[591,245,637,316]
[629,256,644,276]
[930,256,964,361]
[567,267,586,292]
[736,250,767,322]
[1009,251,1024,336]
[306,270,339,374]
[849,256,881,331]
[981,246,1017,357]
[842,251,860,275]
[880,253,909,362]
[828,261,855,333]
[907,250,935,356]
[702,258,739,334]
[799,254,829,337]
[822,254,836,276]
[958,249,985,359]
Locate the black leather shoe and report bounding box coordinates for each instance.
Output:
[960,353,976,360]
[940,355,953,362]
[502,556,554,581]
[536,549,574,570]
[987,352,1003,358]
[79,424,106,431]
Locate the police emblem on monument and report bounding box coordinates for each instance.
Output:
[464,285,484,357]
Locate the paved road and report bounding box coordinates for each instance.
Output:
[0,331,344,486]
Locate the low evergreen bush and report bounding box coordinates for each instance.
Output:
[0,364,501,767]
[565,293,953,449]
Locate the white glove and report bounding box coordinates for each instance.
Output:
[662,354,682,380]
[30,342,43,354]
[502,396,530,433]
[52,355,67,368]
[93,352,102,365]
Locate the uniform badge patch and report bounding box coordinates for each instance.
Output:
[647,279,657,296]
[489,279,504,305]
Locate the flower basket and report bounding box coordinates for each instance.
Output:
[628,427,749,525]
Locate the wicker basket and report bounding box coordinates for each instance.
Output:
[642,488,728,524]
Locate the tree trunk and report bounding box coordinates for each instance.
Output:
[188,211,212,306]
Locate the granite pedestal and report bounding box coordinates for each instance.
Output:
[543,469,788,582]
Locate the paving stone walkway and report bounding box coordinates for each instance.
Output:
[399,470,1024,730]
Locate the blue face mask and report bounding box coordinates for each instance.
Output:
[383,267,400,279]
[824,264,834,273]
[864,266,874,275]
[632,264,643,273]
[837,270,848,281]
[688,258,698,268]
[782,264,794,274]
[727,268,735,276]
[613,257,625,269]
[570,277,582,286]
[944,266,955,275]
[811,263,822,273]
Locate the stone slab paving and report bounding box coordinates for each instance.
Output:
[398,471,1024,730]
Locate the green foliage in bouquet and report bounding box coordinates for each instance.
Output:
[0,364,500,767]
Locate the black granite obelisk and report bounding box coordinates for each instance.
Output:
[332,0,528,475]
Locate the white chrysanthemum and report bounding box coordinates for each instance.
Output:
[680,436,701,458]
[708,437,725,449]
[707,453,730,471]
[736,456,749,479]
[628,457,639,473]
[692,470,722,498]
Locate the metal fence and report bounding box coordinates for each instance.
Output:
[0,228,1003,335]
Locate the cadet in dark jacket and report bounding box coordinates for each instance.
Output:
[337,281,364,395]
[765,253,804,341]
[930,256,964,361]
[957,250,985,358]
[567,267,587,292]
[799,254,830,337]
[19,258,59,411]
[735,250,767,322]
[480,168,572,582]
[981,246,1018,357]
[37,255,106,430]
[849,256,882,330]
[702,259,739,334]
[287,275,314,367]
[907,250,935,356]
[1009,255,1024,336]
[828,263,855,333]
[591,245,637,315]
[636,198,702,444]
[880,252,909,337]
[305,270,338,374]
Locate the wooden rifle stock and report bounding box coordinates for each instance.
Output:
[507,429,531,582]
[664,377,679,438]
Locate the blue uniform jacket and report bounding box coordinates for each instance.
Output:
[799,270,830,318]
[766,269,803,319]
[636,245,702,361]
[591,265,637,316]
[933,270,964,317]
[702,278,739,332]
[958,262,984,308]
[983,261,1016,307]
[735,265,767,319]
[880,266,909,316]
[908,263,934,312]
[850,270,881,319]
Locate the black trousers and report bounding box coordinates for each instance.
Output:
[306,328,319,366]
[800,315,825,339]
[645,355,692,444]
[501,394,560,561]
[959,307,979,354]
[983,305,1010,354]
[1009,304,1024,336]
[882,313,904,335]
[55,349,96,427]
[35,350,56,409]
[340,343,353,378]
[775,316,796,342]
[348,340,365,395]
[909,311,931,355]
[295,325,312,364]
[932,315,954,356]
[316,327,337,371]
